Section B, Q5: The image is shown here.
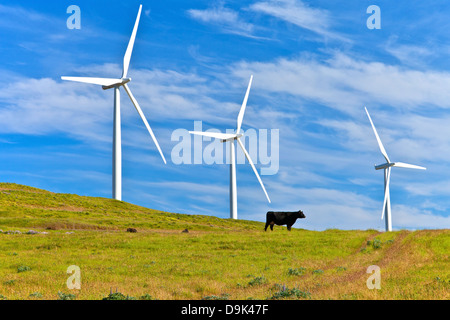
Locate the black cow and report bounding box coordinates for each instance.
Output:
[265,210,306,231]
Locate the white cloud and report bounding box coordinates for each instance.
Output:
[187,4,257,38]
[404,180,450,197]
[320,111,450,165]
[393,204,450,230]
[0,76,111,142]
[0,4,53,31]
[0,66,243,145]
[232,52,450,115]
[250,0,347,41]
[385,41,433,68]
[187,0,348,41]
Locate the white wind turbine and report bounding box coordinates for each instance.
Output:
[61,5,166,201]
[189,75,271,219]
[365,107,426,231]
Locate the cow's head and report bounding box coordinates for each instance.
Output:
[298,210,306,219]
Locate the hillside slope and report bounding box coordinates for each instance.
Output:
[0,183,448,300]
[0,182,262,232]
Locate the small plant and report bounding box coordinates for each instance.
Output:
[372,238,382,249]
[269,284,311,300]
[102,291,136,300]
[434,277,450,287]
[312,269,324,275]
[4,280,16,285]
[202,293,230,300]
[139,293,156,300]
[287,267,306,276]
[0,294,7,300]
[336,266,347,272]
[248,276,267,286]
[364,238,393,252]
[57,291,76,300]
[143,261,156,268]
[366,238,382,249]
[29,292,43,298]
[17,265,31,273]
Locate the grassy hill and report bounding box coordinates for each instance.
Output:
[0,183,261,232]
[0,183,448,300]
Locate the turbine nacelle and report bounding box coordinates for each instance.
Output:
[102,78,131,90]
[374,162,426,170]
[221,133,243,143]
[374,162,393,170]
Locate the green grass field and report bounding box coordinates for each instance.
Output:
[0,183,448,300]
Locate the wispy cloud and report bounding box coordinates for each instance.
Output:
[232,52,450,115]
[0,4,53,31]
[0,76,111,142]
[0,64,260,157]
[250,0,348,41]
[187,0,348,42]
[384,36,434,68]
[187,3,258,38]
[392,204,450,230]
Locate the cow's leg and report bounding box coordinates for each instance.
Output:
[287,225,292,231]
[270,222,274,231]
[264,222,269,231]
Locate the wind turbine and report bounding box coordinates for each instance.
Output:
[365,107,426,231]
[61,5,166,201]
[189,75,271,219]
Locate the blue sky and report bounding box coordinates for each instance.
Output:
[1,0,450,230]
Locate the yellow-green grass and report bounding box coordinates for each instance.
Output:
[0,183,448,300]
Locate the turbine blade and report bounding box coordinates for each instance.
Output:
[188,131,237,141]
[61,76,121,86]
[393,162,426,170]
[236,75,253,134]
[122,4,142,78]
[381,167,391,220]
[365,107,390,163]
[123,84,166,164]
[236,137,271,203]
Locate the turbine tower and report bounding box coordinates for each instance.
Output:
[365,107,426,231]
[189,75,271,219]
[61,5,166,201]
